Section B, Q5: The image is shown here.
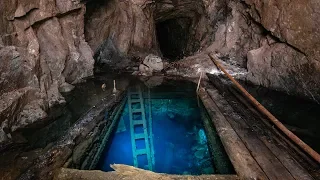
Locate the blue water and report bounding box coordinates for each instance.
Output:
[97,84,220,175]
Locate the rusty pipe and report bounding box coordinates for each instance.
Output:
[208,53,320,163]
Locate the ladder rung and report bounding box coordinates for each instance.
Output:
[134,133,145,139]
[133,120,144,125]
[132,109,142,113]
[136,149,147,155]
[131,99,141,103]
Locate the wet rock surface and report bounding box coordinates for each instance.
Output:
[163,0,320,102]
[138,54,164,75]
[243,0,320,101]
[0,0,94,147]
[0,76,129,179]
[247,43,320,102]
[85,0,160,57]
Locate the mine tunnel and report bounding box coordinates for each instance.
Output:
[156,17,192,61]
[1,0,320,179]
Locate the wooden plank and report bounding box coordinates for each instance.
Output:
[207,75,317,179]
[200,105,234,174]
[208,75,320,169]
[227,87,314,180]
[198,88,268,180]
[208,54,320,163]
[207,88,296,180]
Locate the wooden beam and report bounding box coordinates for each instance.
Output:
[198,88,268,179]
[208,53,320,163]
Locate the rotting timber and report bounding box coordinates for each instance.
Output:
[197,71,320,178]
[198,80,319,180]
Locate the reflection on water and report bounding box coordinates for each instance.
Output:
[97,81,234,175]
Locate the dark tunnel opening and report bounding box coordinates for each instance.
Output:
[156,17,192,61]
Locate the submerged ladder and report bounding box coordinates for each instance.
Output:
[128,85,155,170]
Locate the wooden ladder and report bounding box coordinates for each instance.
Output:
[128,85,154,170]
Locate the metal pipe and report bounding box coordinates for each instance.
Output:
[208,53,320,163]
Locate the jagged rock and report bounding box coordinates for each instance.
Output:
[0,46,38,95]
[59,9,95,83]
[244,0,320,63]
[143,54,164,72]
[247,43,320,101]
[94,37,128,70]
[95,38,120,65]
[0,87,37,127]
[163,0,320,102]
[139,64,153,76]
[0,38,3,48]
[59,83,75,93]
[11,100,47,132]
[0,0,94,138]
[85,0,160,55]
[0,128,9,143]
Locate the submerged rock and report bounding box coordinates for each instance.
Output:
[194,149,206,159]
[202,167,215,174]
[197,129,207,145]
[167,111,175,119]
[194,145,206,151]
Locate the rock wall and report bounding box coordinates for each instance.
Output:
[1,0,320,147]
[85,0,214,65]
[0,0,94,146]
[172,0,320,102]
[85,0,160,57]
[244,0,320,102]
